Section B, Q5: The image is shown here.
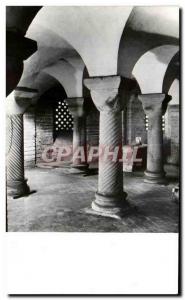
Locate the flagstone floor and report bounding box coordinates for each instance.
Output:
[7,165,179,232]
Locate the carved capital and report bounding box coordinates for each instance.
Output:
[65,97,85,117]
[84,76,123,114]
[14,86,38,100]
[6,87,38,115]
[138,93,172,117]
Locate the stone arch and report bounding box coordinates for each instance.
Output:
[132,45,179,94]
[117,6,179,79]
[17,71,67,104]
[42,58,85,98]
[27,6,132,77]
[19,17,87,99]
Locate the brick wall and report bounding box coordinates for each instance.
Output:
[86,109,99,147]
[35,102,54,164]
[126,95,147,145]
[165,105,179,165]
[125,96,179,166]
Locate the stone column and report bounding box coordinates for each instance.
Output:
[66,98,88,170]
[6,113,30,197]
[84,76,128,217]
[6,87,38,198]
[138,93,171,184]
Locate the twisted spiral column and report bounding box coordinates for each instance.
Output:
[6,114,30,197]
[99,112,123,194]
[84,76,128,216]
[138,93,171,184]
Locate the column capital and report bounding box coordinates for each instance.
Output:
[14,86,38,100]
[138,93,172,116]
[65,97,85,117]
[6,87,38,116]
[84,75,124,114]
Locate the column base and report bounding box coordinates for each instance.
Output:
[90,191,132,219]
[7,178,30,198]
[144,170,167,184]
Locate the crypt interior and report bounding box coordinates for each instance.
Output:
[6,6,180,232]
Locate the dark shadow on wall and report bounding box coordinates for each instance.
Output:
[163,52,179,93]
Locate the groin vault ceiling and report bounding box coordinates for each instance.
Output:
[7,6,179,100]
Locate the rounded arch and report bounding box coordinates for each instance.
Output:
[42,58,85,98]
[37,74,67,102]
[17,71,68,104]
[118,6,179,79]
[36,83,67,108]
[132,45,179,94]
[19,13,87,98]
[28,6,132,77]
[18,55,86,100]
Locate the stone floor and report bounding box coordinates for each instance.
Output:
[7,165,179,232]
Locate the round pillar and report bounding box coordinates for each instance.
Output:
[95,110,126,214]
[6,114,29,197]
[138,93,171,184]
[84,76,128,217]
[66,98,88,171]
[72,116,88,169]
[6,87,38,198]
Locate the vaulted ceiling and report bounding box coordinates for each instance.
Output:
[7,6,179,99]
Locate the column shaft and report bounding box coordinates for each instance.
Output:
[146,112,164,174]
[93,110,126,213]
[66,97,88,170]
[6,114,29,197]
[72,116,87,166]
[98,112,123,195]
[84,76,128,217]
[138,93,171,184]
